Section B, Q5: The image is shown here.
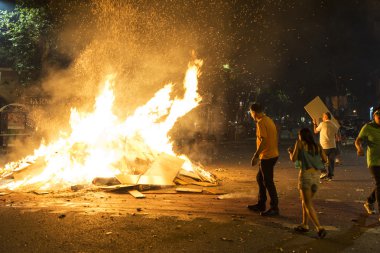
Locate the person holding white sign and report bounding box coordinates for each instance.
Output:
[313,112,339,181]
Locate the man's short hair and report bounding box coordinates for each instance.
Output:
[324,112,332,120]
[250,103,263,113]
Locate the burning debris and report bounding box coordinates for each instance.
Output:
[0,60,218,194]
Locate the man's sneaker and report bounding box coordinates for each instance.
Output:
[247,204,265,212]
[320,173,328,180]
[260,208,280,217]
[364,202,376,215]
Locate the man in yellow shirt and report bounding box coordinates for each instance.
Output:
[248,103,280,216]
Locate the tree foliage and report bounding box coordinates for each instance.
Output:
[0,5,51,84]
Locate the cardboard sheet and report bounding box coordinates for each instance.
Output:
[139,153,183,185]
[304,96,340,127]
[116,153,184,186]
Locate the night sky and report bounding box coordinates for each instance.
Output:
[203,0,380,117]
[148,0,380,118]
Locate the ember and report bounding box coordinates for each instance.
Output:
[0,60,217,191]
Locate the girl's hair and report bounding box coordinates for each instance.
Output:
[299,127,319,155]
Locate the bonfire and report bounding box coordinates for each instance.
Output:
[0,60,217,192]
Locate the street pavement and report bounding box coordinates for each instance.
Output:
[0,140,379,252]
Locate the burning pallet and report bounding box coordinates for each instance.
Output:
[0,152,219,197]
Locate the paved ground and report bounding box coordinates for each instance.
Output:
[0,140,379,253]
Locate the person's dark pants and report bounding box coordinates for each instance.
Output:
[367,166,380,209]
[323,148,336,178]
[256,157,279,209]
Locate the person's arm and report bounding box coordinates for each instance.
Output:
[355,125,367,156]
[313,118,320,134]
[355,137,364,156]
[253,137,266,158]
[251,121,267,166]
[251,137,266,166]
[288,140,300,162]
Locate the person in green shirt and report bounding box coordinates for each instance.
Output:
[355,105,380,220]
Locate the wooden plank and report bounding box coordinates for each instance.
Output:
[128,190,145,198]
[176,187,203,193]
[202,188,226,195]
[32,191,50,195]
[176,175,218,187]
[98,184,135,190]
[178,169,201,180]
[192,181,218,187]
[174,178,189,185]
[142,189,178,194]
[176,175,199,184]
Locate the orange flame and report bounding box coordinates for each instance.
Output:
[0,60,206,191]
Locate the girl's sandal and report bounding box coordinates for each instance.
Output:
[318,228,327,239]
[294,225,309,233]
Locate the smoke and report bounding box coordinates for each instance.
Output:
[2,0,256,164]
[18,0,237,153]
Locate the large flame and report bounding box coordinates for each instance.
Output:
[0,60,206,191]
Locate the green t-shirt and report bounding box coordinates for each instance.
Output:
[358,122,380,167]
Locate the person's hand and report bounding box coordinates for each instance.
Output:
[313,118,317,126]
[251,156,259,166]
[357,149,364,156]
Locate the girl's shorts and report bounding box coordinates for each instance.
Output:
[298,168,320,193]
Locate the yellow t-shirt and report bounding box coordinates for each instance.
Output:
[256,115,279,159]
